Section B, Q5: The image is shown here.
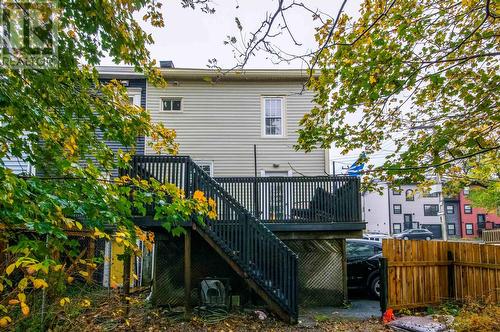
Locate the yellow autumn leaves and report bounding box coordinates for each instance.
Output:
[7,293,30,317]
[0,316,12,327]
[59,297,91,308]
[193,190,217,219]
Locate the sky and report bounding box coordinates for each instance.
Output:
[102,0,392,174]
[102,0,360,69]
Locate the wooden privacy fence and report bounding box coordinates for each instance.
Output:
[482,229,500,243]
[380,239,500,311]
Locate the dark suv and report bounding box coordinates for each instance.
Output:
[346,239,382,299]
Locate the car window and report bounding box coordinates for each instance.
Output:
[347,242,377,259]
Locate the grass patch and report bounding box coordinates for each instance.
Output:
[313,313,330,322]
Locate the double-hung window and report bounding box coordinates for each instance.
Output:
[465,223,474,235]
[447,223,456,235]
[263,97,284,137]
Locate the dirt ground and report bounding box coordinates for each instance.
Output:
[68,292,387,332]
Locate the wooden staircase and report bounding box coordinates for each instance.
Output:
[122,155,299,323]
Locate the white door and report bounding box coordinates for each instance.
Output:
[260,170,292,221]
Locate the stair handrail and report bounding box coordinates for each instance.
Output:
[187,159,298,317]
[125,155,299,319]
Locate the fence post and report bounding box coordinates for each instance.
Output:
[243,213,249,266]
[447,251,455,300]
[379,257,389,314]
[184,228,192,315]
[185,159,191,197]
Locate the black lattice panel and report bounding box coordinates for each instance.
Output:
[284,239,346,307]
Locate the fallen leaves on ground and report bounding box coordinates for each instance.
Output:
[65,291,386,332]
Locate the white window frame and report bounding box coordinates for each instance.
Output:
[160,97,183,112]
[195,161,214,177]
[447,223,456,235]
[127,88,141,106]
[261,96,286,138]
[465,223,474,235]
[260,170,293,177]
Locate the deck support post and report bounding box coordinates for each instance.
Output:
[122,249,131,316]
[379,257,388,315]
[342,239,348,303]
[184,228,192,315]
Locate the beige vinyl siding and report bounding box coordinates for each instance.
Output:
[146,80,326,177]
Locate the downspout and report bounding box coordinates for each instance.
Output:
[253,145,259,218]
[387,184,392,235]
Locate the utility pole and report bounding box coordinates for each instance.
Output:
[410,125,447,241]
[437,173,448,241]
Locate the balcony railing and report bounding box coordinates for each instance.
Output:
[215,176,362,224]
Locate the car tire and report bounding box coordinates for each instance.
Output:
[425,236,431,241]
[370,275,381,299]
[403,236,409,240]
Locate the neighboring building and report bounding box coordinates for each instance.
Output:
[459,190,500,238]
[444,197,461,238]
[363,183,445,238]
[363,183,391,234]
[388,185,442,238]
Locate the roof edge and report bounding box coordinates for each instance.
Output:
[96,66,316,81]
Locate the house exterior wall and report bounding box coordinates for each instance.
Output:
[459,190,500,238]
[145,80,327,177]
[444,198,461,238]
[5,78,147,177]
[99,78,146,156]
[1,155,33,175]
[389,185,441,236]
[363,183,390,234]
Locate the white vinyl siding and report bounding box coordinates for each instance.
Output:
[145,81,325,177]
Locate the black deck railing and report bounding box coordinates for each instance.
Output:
[215,176,362,224]
[122,155,298,321]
